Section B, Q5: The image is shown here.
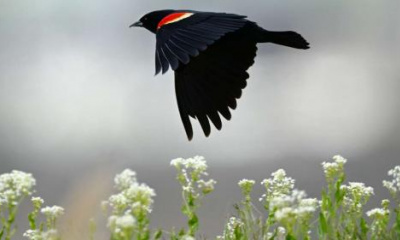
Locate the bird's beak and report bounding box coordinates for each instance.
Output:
[129,21,143,28]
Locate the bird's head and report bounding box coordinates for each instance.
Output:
[130,10,176,33]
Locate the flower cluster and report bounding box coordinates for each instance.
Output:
[105,168,156,239]
[23,229,59,240]
[0,170,36,206]
[24,197,64,240]
[321,155,347,181]
[238,179,255,198]
[41,206,65,218]
[366,199,391,238]
[217,217,244,239]
[171,156,216,237]
[341,182,374,214]
[107,214,136,237]
[260,169,295,205]
[270,190,318,224]
[383,165,400,200]
[170,156,216,196]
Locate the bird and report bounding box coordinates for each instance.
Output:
[130,9,309,140]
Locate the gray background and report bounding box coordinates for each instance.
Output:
[0,0,399,238]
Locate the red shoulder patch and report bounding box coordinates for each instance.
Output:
[157,12,193,30]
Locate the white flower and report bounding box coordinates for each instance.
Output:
[322,155,347,179]
[116,214,136,228]
[0,170,36,205]
[332,155,347,164]
[197,179,216,194]
[108,214,136,235]
[270,190,318,223]
[277,227,286,240]
[170,158,185,168]
[223,217,243,239]
[41,205,64,218]
[341,182,374,213]
[366,208,389,218]
[181,235,196,240]
[275,207,294,221]
[238,179,255,195]
[171,156,208,174]
[261,169,295,203]
[31,196,44,205]
[23,229,40,240]
[124,183,156,213]
[23,229,59,240]
[238,179,255,188]
[341,182,374,196]
[185,156,207,172]
[383,166,400,196]
[114,169,137,191]
[108,193,129,211]
[41,229,59,240]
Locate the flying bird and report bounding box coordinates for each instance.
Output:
[130,10,309,140]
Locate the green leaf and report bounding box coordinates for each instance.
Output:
[153,229,162,240]
[286,233,296,240]
[188,213,199,235]
[178,228,185,237]
[319,212,328,235]
[0,226,4,239]
[360,217,369,238]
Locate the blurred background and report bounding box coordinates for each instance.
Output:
[0,0,399,238]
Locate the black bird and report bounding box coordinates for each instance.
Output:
[130,10,309,140]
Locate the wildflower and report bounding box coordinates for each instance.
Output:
[223,217,243,239]
[321,155,347,180]
[41,229,59,240]
[332,155,347,164]
[197,179,217,194]
[366,208,389,218]
[105,169,156,238]
[23,229,59,240]
[31,196,44,206]
[383,166,400,199]
[124,183,156,213]
[261,169,295,204]
[41,206,65,218]
[341,182,374,214]
[108,192,129,213]
[270,190,318,229]
[277,227,286,240]
[171,156,207,171]
[116,214,136,228]
[181,235,196,240]
[170,158,185,168]
[238,179,255,196]
[185,156,208,173]
[31,196,44,210]
[114,169,137,191]
[171,156,215,236]
[0,170,36,205]
[23,229,40,239]
[107,214,136,238]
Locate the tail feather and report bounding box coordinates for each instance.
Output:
[259,30,310,49]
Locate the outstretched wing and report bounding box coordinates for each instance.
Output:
[155,11,247,74]
[175,32,258,140]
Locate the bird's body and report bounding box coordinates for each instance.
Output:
[131,10,309,140]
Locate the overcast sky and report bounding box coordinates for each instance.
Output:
[0,0,399,238]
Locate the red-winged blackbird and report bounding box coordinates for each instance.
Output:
[131,10,309,140]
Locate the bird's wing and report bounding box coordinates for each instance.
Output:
[174,34,258,140]
[155,12,247,74]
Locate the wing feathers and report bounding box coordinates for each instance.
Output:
[155,12,247,74]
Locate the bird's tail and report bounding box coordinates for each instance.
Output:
[258,30,310,49]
